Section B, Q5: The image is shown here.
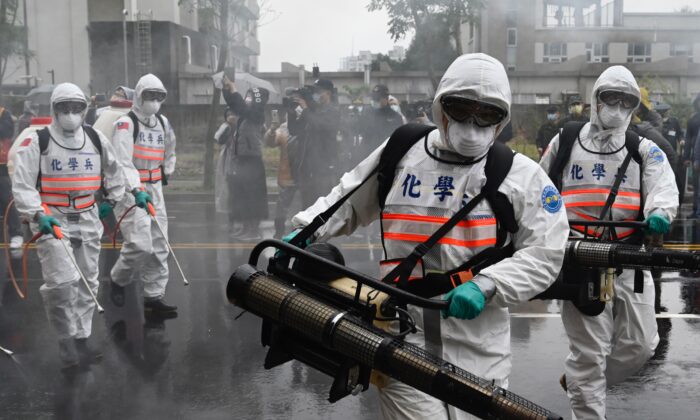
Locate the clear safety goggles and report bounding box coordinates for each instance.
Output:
[53,101,87,114]
[440,96,507,127]
[598,90,640,110]
[142,90,167,102]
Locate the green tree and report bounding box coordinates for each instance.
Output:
[367,0,484,88]
[0,0,28,92]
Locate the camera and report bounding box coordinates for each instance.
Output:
[283,85,315,109]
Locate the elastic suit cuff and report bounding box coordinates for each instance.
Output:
[472,275,497,301]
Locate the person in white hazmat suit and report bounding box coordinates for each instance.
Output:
[10,83,126,372]
[540,66,678,420]
[107,74,177,315]
[92,86,134,138]
[289,53,570,419]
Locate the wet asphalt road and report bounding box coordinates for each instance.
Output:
[1,193,699,419]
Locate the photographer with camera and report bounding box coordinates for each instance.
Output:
[287,79,341,207]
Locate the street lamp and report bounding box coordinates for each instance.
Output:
[123,9,129,86]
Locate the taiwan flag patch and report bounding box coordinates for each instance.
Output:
[20,138,32,147]
[117,121,130,131]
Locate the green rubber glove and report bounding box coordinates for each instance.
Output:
[38,215,61,237]
[132,190,153,209]
[645,213,671,234]
[98,202,114,220]
[441,281,486,320]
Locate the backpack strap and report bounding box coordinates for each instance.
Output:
[128,111,140,143]
[377,123,438,209]
[548,121,587,190]
[290,123,436,248]
[38,127,50,154]
[624,130,643,165]
[82,125,103,155]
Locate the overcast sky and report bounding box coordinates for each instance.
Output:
[257,0,699,72]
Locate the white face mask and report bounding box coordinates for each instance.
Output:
[390,104,401,114]
[57,113,83,132]
[312,93,322,103]
[141,100,161,115]
[598,104,630,129]
[445,118,497,158]
[370,100,380,109]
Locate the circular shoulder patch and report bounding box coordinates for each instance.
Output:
[648,146,664,163]
[541,185,562,213]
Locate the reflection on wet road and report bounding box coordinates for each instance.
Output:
[1,195,699,419]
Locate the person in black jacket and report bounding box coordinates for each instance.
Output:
[287,78,341,207]
[359,84,404,159]
[222,78,269,241]
[536,105,560,157]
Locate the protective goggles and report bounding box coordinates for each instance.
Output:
[53,101,87,114]
[598,90,640,109]
[440,96,507,127]
[142,90,167,102]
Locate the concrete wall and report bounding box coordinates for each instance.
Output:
[26,0,91,91]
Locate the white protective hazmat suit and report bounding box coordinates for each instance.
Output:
[109,74,176,300]
[292,53,570,419]
[10,83,125,350]
[540,66,679,420]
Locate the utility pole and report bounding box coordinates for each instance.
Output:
[123,8,129,86]
[23,0,30,87]
[47,69,54,84]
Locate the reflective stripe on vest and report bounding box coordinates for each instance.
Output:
[133,144,165,162]
[40,192,95,209]
[132,121,166,171]
[38,129,102,210]
[39,175,102,192]
[139,167,162,183]
[561,145,641,239]
[380,149,503,276]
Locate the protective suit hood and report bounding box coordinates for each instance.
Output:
[431,53,511,154]
[589,66,640,142]
[133,74,167,117]
[49,82,88,135]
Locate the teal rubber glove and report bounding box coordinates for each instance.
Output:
[645,213,671,234]
[132,190,153,209]
[98,202,114,220]
[38,215,61,237]
[282,228,313,248]
[441,281,486,320]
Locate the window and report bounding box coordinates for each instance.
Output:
[586,43,609,63]
[507,28,517,46]
[543,43,567,63]
[671,43,693,62]
[536,94,551,104]
[627,43,651,63]
[544,3,575,27]
[181,35,192,65]
[211,45,219,69]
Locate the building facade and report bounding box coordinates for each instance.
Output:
[462,0,700,105]
[1,0,260,104]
